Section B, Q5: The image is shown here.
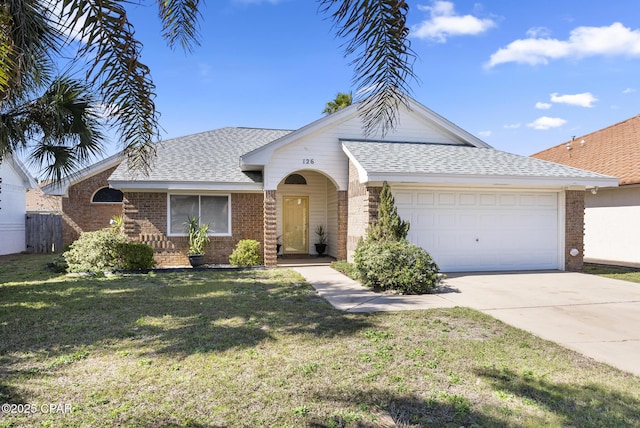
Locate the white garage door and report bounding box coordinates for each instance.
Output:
[393,189,561,272]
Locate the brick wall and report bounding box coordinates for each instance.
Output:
[346,160,382,261]
[263,190,277,268]
[61,166,123,247]
[124,192,264,267]
[565,190,585,272]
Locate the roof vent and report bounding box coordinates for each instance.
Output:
[581,139,586,146]
[566,143,572,150]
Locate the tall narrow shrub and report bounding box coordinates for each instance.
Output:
[366,181,409,242]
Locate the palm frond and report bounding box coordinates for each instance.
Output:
[319,0,417,136]
[158,0,203,52]
[61,0,159,174]
[0,0,60,102]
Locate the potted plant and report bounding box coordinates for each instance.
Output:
[184,216,210,267]
[314,225,327,256]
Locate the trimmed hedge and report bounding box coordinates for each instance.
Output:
[64,229,155,273]
[353,239,440,294]
[229,239,262,267]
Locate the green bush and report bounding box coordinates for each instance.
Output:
[353,240,440,294]
[64,229,155,273]
[229,240,262,267]
[115,242,156,270]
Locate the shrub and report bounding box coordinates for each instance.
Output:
[64,229,155,273]
[229,239,262,267]
[115,242,156,270]
[353,239,440,294]
[366,181,409,243]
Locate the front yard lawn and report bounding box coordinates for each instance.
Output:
[1,254,640,427]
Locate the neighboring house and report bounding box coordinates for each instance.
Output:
[532,114,640,267]
[45,97,617,271]
[26,183,62,214]
[42,153,125,247]
[0,154,37,255]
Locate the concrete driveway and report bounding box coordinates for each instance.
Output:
[442,271,640,376]
[292,265,640,376]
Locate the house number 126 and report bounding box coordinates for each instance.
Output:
[302,158,315,164]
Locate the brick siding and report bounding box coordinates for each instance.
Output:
[124,192,264,267]
[565,190,585,272]
[346,160,381,261]
[263,190,277,268]
[61,166,123,247]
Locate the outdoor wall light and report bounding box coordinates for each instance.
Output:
[569,248,579,257]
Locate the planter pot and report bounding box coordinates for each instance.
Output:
[188,254,205,267]
[276,244,281,255]
[315,243,327,257]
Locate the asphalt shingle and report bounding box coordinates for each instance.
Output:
[110,127,292,183]
[343,140,613,179]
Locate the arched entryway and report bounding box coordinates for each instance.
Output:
[276,170,340,258]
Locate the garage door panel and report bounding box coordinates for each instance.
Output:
[395,189,560,272]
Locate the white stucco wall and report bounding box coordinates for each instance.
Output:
[0,159,29,255]
[584,185,640,265]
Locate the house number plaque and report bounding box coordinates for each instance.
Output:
[302,158,315,165]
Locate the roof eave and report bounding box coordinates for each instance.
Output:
[108,180,264,192]
[42,152,124,196]
[363,172,620,189]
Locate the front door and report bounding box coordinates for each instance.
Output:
[283,196,309,254]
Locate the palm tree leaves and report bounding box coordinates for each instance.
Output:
[323,91,353,114]
[0,0,59,102]
[159,0,203,52]
[60,0,160,174]
[1,76,104,182]
[319,0,417,136]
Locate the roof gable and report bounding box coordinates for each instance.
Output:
[1,154,37,189]
[531,114,640,185]
[240,96,491,168]
[42,152,124,196]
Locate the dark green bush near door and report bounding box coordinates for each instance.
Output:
[354,239,440,294]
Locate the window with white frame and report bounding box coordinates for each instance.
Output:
[168,194,231,235]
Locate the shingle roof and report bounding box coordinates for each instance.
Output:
[531,115,640,185]
[342,140,613,180]
[110,127,292,183]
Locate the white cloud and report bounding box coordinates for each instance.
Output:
[504,123,521,129]
[535,102,552,110]
[478,130,492,137]
[526,27,551,38]
[412,1,496,42]
[550,92,597,107]
[487,22,640,67]
[527,116,567,130]
[623,87,636,94]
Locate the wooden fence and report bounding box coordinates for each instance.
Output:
[25,213,63,253]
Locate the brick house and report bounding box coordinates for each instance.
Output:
[532,114,640,267]
[45,97,617,271]
[43,154,125,247]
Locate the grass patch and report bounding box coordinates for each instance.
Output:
[330,260,359,280]
[1,254,640,427]
[585,263,640,284]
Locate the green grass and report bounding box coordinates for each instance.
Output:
[1,254,640,427]
[584,263,640,284]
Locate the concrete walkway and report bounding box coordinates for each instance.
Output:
[290,264,640,376]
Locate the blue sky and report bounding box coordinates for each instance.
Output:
[103,0,640,160]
